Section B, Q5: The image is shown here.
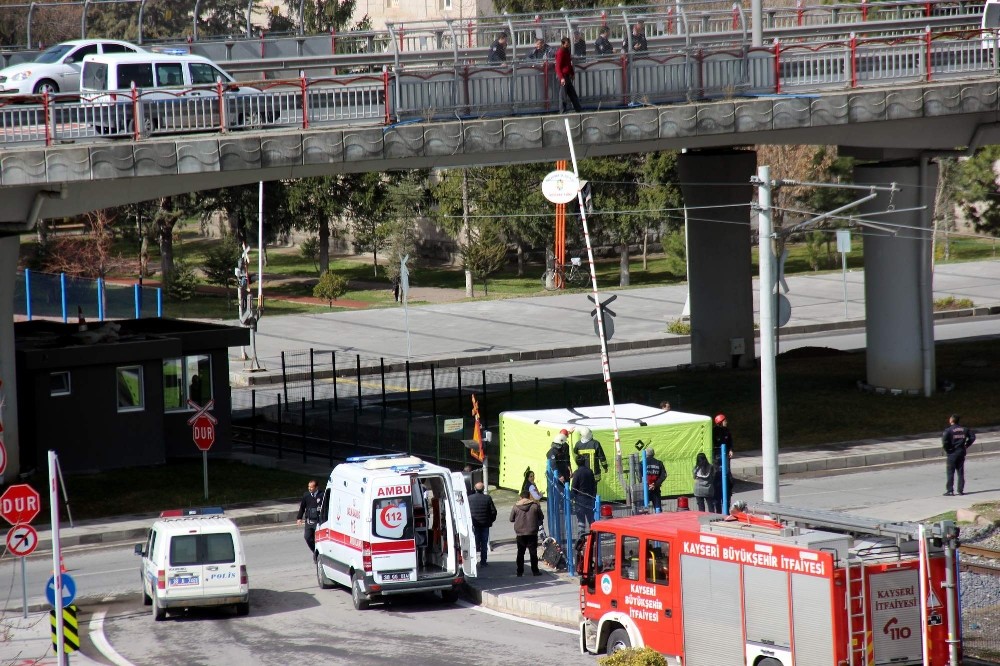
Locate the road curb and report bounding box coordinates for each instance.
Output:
[462,580,580,628]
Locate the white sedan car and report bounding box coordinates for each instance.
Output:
[0,39,143,96]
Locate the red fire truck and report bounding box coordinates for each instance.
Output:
[576,502,960,665]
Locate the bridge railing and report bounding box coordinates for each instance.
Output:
[1,29,996,146]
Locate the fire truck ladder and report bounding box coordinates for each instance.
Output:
[749,502,944,542]
[844,556,870,666]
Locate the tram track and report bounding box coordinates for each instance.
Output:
[959,544,1000,576]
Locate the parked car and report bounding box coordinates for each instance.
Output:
[80,51,276,135]
[0,39,143,96]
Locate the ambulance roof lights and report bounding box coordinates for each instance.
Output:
[390,464,425,475]
[160,506,225,517]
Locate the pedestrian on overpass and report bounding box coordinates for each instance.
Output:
[468,482,497,567]
[488,33,508,63]
[555,37,583,113]
[296,479,322,556]
[942,414,975,496]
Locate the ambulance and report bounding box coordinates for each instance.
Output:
[576,502,960,665]
[313,454,477,610]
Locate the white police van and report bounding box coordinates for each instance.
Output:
[134,507,250,620]
[314,454,477,610]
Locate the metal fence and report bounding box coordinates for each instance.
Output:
[14,269,162,321]
[0,0,982,55]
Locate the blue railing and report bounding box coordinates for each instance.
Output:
[15,269,163,321]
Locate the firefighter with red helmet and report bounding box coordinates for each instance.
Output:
[712,414,735,512]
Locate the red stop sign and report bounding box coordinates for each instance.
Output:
[0,484,41,525]
[192,414,216,451]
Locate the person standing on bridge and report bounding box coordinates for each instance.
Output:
[572,29,587,57]
[488,32,508,63]
[942,414,975,496]
[555,37,583,113]
[594,25,614,56]
[622,20,648,54]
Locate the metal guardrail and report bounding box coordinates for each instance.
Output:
[1,28,995,147]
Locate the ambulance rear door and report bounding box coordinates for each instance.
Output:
[370,483,418,585]
[450,472,477,578]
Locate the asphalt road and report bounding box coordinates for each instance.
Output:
[5,453,999,664]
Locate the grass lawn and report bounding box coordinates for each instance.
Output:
[29,460,308,525]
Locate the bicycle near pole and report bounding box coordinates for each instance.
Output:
[541,256,591,290]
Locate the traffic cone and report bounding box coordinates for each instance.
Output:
[60,554,67,573]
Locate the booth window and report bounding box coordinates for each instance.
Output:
[116,365,144,412]
[645,539,670,585]
[163,355,212,411]
[50,371,71,397]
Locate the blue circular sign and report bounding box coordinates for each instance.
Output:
[45,573,76,607]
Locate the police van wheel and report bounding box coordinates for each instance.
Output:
[152,594,166,621]
[142,585,152,606]
[758,660,781,666]
[440,587,460,603]
[235,602,250,617]
[606,628,630,654]
[316,557,334,590]
[351,573,370,610]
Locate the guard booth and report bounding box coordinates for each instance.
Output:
[497,403,712,501]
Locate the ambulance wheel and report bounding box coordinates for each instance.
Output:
[235,602,250,617]
[351,573,370,610]
[316,557,334,590]
[152,594,166,621]
[440,587,460,603]
[606,628,631,654]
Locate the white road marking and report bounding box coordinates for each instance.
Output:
[90,610,136,666]
[72,568,134,578]
[456,600,577,635]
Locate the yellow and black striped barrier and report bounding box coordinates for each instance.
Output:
[49,603,79,653]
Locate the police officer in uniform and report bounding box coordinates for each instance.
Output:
[296,479,322,555]
[488,32,508,63]
[644,447,666,512]
[942,414,975,496]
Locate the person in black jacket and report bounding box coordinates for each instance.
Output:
[571,455,597,533]
[942,414,976,496]
[468,482,498,566]
[712,413,735,512]
[572,30,586,57]
[594,25,613,56]
[296,479,322,555]
[622,20,648,53]
[488,33,508,63]
[644,447,666,512]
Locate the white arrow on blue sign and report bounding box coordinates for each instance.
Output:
[45,573,76,607]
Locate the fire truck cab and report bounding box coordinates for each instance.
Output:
[577,502,959,665]
[314,454,477,610]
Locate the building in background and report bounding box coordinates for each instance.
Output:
[353,0,496,27]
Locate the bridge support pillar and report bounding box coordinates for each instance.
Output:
[678,150,757,369]
[0,235,21,479]
[854,160,937,395]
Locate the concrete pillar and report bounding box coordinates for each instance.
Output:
[0,235,21,480]
[854,160,937,394]
[678,150,757,368]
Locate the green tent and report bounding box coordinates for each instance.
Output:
[498,403,712,501]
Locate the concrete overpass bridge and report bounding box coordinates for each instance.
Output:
[1,2,999,476]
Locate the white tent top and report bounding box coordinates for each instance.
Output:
[500,403,709,429]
